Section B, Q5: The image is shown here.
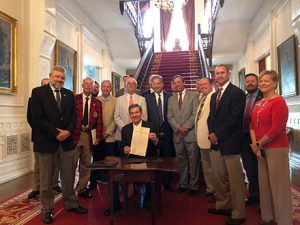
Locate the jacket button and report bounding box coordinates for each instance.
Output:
[61,118,63,120]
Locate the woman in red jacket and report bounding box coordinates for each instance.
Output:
[250,70,291,225]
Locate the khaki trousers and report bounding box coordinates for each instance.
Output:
[39,145,79,213]
[200,149,214,193]
[210,151,245,219]
[258,148,292,225]
[33,152,59,191]
[73,132,92,190]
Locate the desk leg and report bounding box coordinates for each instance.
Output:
[109,173,114,225]
[151,182,156,225]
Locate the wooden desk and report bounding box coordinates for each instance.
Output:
[87,157,179,225]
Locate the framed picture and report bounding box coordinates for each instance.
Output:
[277,35,298,97]
[238,68,245,91]
[83,64,100,82]
[55,40,77,93]
[0,11,17,94]
[111,72,121,96]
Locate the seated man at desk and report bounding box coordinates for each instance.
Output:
[121,104,158,157]
[104,104,158,215]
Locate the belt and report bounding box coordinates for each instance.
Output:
[81,128,89,133]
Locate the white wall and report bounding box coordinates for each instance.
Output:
[233,0,300,130]
[0,0,127,184]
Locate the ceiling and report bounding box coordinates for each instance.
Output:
[212,0,264,65]
[74,0,141,70]
[72,0,264,70]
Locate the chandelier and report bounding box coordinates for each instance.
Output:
[154,0,189,12]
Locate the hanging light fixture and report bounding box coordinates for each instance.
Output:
[154,0,189,12]
[154,0,174,11]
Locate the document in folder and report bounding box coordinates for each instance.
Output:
[130,126,150,157]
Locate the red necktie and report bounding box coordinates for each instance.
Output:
[243,94,253,131]
[215,88,223,110]
[129,95,134,106]
[178,93,182,111]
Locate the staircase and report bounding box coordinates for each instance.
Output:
[141,51,201,93]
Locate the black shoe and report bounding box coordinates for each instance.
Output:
[225,217,245,225]
[28,190,40,199]
[259,220,276,225]
[164,184,173,192]
[245,197,259,206]
[42,212,53,224]
[103,206,122,216]
[67,206,88,214]
[87,183,97,191]
[52,185,62,193]
[78,188,93,199]
[200,191,214,197]
[188,189,198,197]
[208,208,232,217]
[175,187,188,193]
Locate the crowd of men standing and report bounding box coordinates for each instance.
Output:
[27,64,291,225]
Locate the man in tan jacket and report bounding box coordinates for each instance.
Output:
[88,80,118,190]
[195,77,215,199]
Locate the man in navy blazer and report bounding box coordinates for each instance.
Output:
[31,66,87,224]
[145,75,175,191]
[207,65,246,225]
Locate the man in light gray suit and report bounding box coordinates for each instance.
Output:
[114,77,147,155]
[167,75,200,196]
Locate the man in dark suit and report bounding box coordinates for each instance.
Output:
[207,65,246,225]
[145,75,175,191]
[104,104,158,215]
[121,104,158,157]
[242,73,263,206]
[27,78,62,200]
[73,77,103,199]
[31,66,87,224]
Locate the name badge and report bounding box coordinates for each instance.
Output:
[93,112,97,118]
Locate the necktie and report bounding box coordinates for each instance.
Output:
[178,93,183,111]
[215,88,223,110]
[243,94,253,131]
[129,95,134,106]
[54,89,61,112]
[157,94,163,126]
[82,97,89,126]
[196,95,207,122]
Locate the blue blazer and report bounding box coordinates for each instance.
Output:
[208,83,245,155]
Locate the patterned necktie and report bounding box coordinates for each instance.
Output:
[54,89,61,112]
[129,95,134,106]
[196,95,207,122]
[215,88,223,110]
[243,94,253,131]
[157,94,163,126]
[178,92,183,111]
[82,97,89,126]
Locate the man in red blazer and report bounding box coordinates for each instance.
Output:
[73,77,103,198]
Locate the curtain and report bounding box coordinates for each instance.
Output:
[160,9,172,52]
[182,0,195,50]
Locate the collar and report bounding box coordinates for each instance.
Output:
[133,120,142,128]
[50,84,59,92]
[219,81,230,91]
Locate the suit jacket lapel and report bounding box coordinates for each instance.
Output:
[216,83,231,114]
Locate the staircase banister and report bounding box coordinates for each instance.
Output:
[197,33,210,78]
[134,38,154,88]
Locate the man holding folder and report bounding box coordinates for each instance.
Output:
[121,104,158,157]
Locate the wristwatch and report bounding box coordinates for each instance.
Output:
[256,142,261,148]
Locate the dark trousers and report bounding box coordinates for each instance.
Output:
[241,134,259,199]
